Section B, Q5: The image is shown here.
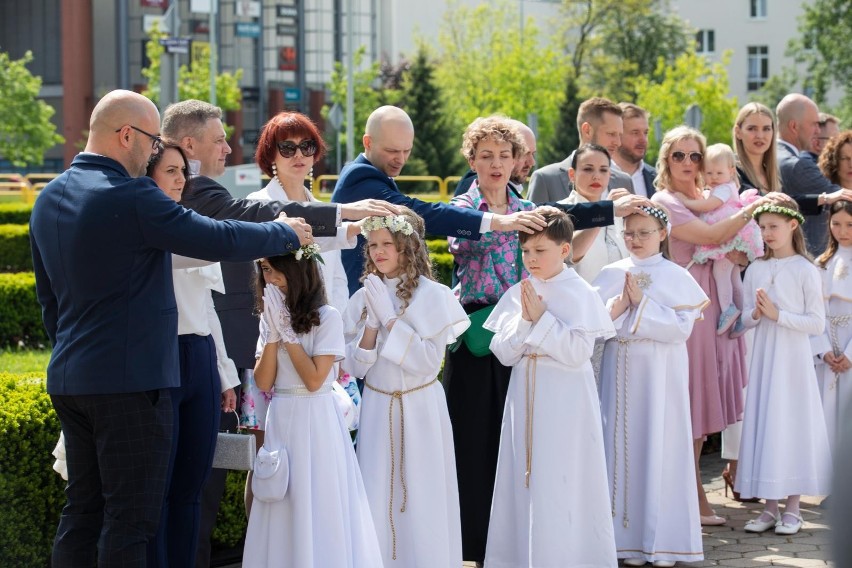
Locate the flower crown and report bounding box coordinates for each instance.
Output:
[639,205,669,226]
[360,215,415,238]
[752,204,805,225]
[294,243,325,264]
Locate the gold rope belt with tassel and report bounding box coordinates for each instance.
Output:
[828,314,852,390]
[522,353,549,488]
[611,336,652,529]
[364,377,438,560]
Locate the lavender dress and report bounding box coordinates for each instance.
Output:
[652,191,748,437]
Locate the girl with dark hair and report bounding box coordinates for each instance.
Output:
[344,206,469,567]
[813,200,852,459]
[736,203,831,535]
[242,250,382,566]
[594,205,709,567]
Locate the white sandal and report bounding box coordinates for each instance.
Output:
[744,511,780,533]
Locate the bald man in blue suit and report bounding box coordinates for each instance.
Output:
[30,90,313,568]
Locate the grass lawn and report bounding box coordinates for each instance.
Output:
[1,348,51,374]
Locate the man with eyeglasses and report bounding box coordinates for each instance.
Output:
[29,89,312,568]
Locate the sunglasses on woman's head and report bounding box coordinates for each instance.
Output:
[670,151,703,164]
[276,140,318,158]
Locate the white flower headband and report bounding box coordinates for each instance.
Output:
[294,243,325,264]
[752,204,805,225]
[360,215,415,238]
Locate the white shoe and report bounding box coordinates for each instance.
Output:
[623,559,647,567]
[744,511,780,533]
[653,562,676,567]
[774,512,803,535]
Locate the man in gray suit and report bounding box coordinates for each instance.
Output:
[528,97,633,204]
[776,94,852,254]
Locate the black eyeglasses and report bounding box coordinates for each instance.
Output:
[276,140,318,158]
[116,125,164,152]
[670,151,703,164]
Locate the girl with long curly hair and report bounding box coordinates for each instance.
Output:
[343,206,470,567]
[242,250,382,567]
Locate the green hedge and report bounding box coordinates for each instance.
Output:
[212,471,248,548]
[0,273,47,348]
[0,224,32,272]
[0,372,253,564]
[0,203,33,225]
[426,238,449,256]
[0,374,64,567]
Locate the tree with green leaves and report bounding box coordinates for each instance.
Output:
[542,75,582,165]
[788,0,852,124]
[635,51,738,164]
[141,22,242,112]
[0,51,64,167]
[434,0,567,160]
[559,0,692,102]
[399,44,464,178]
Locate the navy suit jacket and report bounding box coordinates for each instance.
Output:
[332,154,485,294]
[641,163,657,198]
[180,175,338,368]
[30,154,300,395]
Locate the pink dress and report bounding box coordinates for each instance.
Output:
[692,183,764,263]
[653,190,748,437]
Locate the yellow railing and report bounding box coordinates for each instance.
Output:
[311,174,454,200]
[0,181,36,204]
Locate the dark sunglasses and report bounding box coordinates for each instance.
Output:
[115,125,164,152]
[276,140,318,158]
[670,151,703,164]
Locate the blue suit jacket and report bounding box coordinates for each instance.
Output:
[332,154,484,294]
[30,154,300,395]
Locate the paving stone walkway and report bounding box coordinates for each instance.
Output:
[460,453,834,568]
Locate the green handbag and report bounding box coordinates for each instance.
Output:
[454,304,497,357]
[452,240,523,357]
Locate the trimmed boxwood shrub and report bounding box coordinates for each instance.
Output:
[0,373,64,567]
[0,224,32,272]
[212,471,248,549]
[0,372,253,563]
[0,203,33,225]
[426,238,449,256]
[0,273,49,348]
[431,252,454,287]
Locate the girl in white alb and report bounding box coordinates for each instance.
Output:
[813,200,852,456]
[344,208,469,567]
[593,206,708,567]
[242,250,382,567]
[736,204,831,536]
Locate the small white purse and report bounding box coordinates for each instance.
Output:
[251,445,290,502]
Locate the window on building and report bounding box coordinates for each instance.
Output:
[747,46,769,91]
[695,30,715,54]
[750,0,767,19]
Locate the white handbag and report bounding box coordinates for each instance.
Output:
[251,445,290,502]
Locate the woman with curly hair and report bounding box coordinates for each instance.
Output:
[344,206,470,567]
[441,115,535,565]
[819,130,852,189]
[242,250,382,567]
